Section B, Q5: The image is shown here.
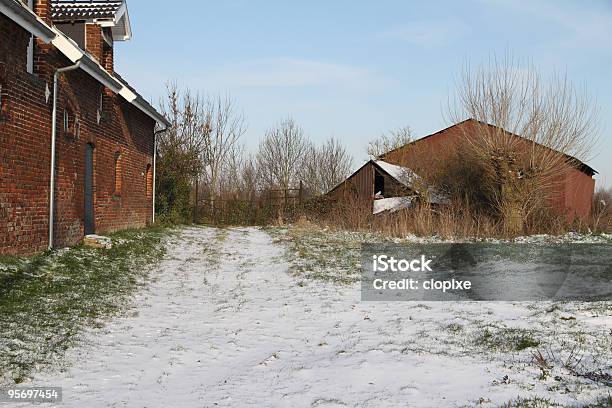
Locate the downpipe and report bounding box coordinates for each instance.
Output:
[49,61,81,250]
[152,126,167,224]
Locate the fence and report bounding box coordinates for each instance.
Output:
[194,182,306,225]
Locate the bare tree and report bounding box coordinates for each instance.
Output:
[447,54,599,234]
[592,187,611,233]
[367,125,412,158]
[302,137,354,194]
[157,82,208,175]
[156,83,209,221]
[199,94,246,207]
[239,154,260,202]
[257,118,309,191]
[217,142,245,198]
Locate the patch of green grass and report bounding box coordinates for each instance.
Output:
[500,396,560,407]
[0,226,172,385]
[583,394,612,408]
[267,226,387,285]
[475,327,540,352]
[446,323,463,333]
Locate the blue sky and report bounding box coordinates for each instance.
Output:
[116,0,612,188]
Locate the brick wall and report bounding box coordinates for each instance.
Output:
[85,23,102,61]
[0,15,156,255]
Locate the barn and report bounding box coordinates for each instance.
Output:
[327,159,447,214]
[329,119,596,220]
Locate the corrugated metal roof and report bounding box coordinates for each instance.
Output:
[51,0,123,21]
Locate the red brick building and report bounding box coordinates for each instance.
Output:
[0,0,169,255]
[329,120,597,220]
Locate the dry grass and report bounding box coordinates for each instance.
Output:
[303,194,610,239]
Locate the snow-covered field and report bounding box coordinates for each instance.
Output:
[18,226,611,407]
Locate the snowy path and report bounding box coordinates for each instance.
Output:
[24,227,609,407]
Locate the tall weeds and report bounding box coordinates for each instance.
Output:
[306,196,609,239]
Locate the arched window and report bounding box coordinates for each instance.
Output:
[114,151,122,194]
[0,62,8,122]
[62,106,79,137]
[63,108,69,132]
[146,164,152,199]
[0,82,7,120]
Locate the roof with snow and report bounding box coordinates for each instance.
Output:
[327,159,449,207]
[374,160,418,187]
[373,196,415,215]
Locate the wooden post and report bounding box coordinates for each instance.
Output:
[194,177,199,223]
[299,180,303,205]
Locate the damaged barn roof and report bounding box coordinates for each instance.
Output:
[327,159,449,209]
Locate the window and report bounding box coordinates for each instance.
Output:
[73,116,80,138]
[146,164,152,199]
[0,84,4,110]
[62,106,79,138]
[99,87,104,112]
[0,67,8,121]
[114,152,122,194]
[63,109,69,132]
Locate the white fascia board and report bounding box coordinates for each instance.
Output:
[121,7,132,40]
[113,2,127,24]
[50,27,83,62]
[109,13,131,41]
[97,20,115,27]
[132,98,168,129]
[113,77,168,128]
[80,59,123,93]
[51,27,123,93]
[97,3,131,41]
[115,83,168,129]
[118,86,137,102]
[0,1,55,43]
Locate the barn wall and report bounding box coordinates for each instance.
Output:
[564,167,595,221]
[382,121,468,169]
[381,120,596,220]
[328,162,374,203]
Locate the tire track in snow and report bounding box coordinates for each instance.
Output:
[19,226,609,408]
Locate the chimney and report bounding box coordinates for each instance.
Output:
[34,0,52,25]
[32,0,53,81]
[85,24,103,62]
[101,29,114,73]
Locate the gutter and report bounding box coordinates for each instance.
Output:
[49,60,82,250]
[0,0,54,42]
[50,27,123,93]
[1,1,167,129]
[152,126,168,224]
